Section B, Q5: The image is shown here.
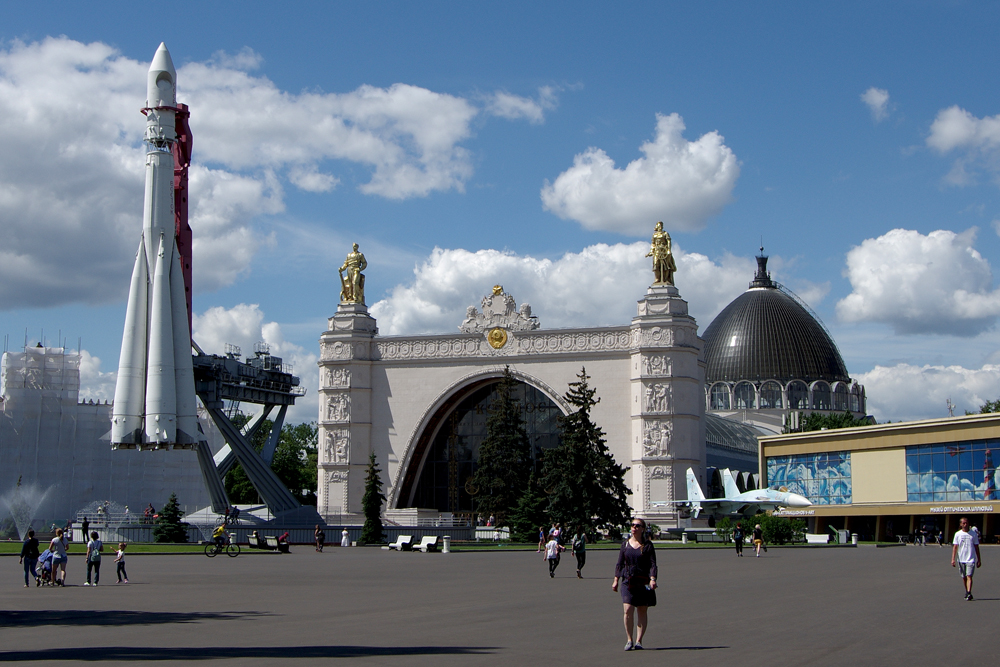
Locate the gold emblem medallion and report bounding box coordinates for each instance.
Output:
[487,327,508,349]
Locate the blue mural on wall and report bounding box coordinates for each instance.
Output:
[766,451,852,505]
[906,441,1000,503]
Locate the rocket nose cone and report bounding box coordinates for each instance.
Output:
[149,42,176,77]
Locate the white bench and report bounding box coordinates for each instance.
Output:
[382,535,413,551]
[805,534,830,544]
[413,536,439,553]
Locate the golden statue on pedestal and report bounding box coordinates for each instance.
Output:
[339,243,368,304]
[645,221,676,286]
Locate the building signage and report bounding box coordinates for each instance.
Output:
[929,505,993,514]
[774,509,815,516]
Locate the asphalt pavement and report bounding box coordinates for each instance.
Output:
[1,543,995,665]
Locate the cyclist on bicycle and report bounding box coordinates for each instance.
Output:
[212,524,227,549]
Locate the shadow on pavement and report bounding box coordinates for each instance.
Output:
[0,646,498,661]
[0,610,271,627]
[648,646,729,651]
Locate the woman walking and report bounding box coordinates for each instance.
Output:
[612,518,658,651]
[733,522,744,557]
[572,527,587,578]
[49,528,69,587]
[753,524,764,557]
[19,529,40,587]
[537,526,546,553]
[85,531,103,586]
[315,525,326,552]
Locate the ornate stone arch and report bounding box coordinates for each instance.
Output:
[387,366,571,509]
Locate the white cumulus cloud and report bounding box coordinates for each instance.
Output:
[857,363,1000,422]
[484,86,558,124]
[926,105,1000,185]
[193,303,318,424]
[541,113,740,235]
[370,243,755,335]
[860,87,890,122]
[78,350,118,403]
[836,228,1000,336]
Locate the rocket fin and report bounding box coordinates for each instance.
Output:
[111,240,149,447]
[170,238,198,448]
[144,233,176,447]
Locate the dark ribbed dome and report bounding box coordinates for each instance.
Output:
[702,255,850,384]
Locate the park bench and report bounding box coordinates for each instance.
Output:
[382,535,413,551]
[805,534,830,544]
[413,536,439,553]
[247,535,261,549]
[264,536,290,553]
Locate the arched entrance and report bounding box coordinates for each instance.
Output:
[400,379,564,513]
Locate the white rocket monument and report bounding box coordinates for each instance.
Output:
[111,43,199,450]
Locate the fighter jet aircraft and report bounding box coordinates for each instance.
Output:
[673,467,812,523]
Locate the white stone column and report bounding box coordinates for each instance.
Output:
[317,302,376,523]
[630,285,706,526]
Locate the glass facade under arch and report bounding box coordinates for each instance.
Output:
[410,380,563,513]
[733,382,756,410]
[787,381,809,410]
[833,383,849,411]
[759,381,783,409]
[710,383,731,410]
[811,381,831,410]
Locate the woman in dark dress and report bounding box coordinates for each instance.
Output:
[612,517,658,651]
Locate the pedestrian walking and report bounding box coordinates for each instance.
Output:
[951,517,982,601]
[315,525,326,552]
[544,533,565,578]
[341,529,350,547]
[753,524,764,557]
[85,531,103,586]
[114,542,128,583]
[572,527,587,578]
[49,528,69,587]
[537,526,546,553]
[733,522,744,557]
[19,529,40,588]
[612,517,658,651]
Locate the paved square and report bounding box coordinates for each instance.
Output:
[1,544,996,665]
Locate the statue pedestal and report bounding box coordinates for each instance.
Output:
[328,302,377,335]
[629,283,706,526]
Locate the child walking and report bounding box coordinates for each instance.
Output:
[114,542,129,584]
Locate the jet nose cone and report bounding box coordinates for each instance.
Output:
[150,42,176,76]
[786,493,812,508]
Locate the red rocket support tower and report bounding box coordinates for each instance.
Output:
[173,103,193,335]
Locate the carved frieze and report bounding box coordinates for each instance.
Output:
[326,393,351,423]
[642,419,672,458]
[325,368,351,388]
[325,428,350,464]
[643,383,672,414]
[642,354,671,377]
[459,286,540,333]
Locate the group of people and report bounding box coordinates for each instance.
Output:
[222,506,242,525]
[18,528,128,587]
[731,522,767,557]
[540,523,588,579]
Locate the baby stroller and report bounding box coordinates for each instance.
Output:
[36,549,54,586]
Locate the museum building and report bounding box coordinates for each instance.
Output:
[760,413,1000,542]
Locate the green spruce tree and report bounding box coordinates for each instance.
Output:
[540,368,632,535]
[508,471,550,542]
[360,451,386,545]
[152,492,188,543]
[470,367,533,526]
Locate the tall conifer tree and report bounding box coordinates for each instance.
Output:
[470,366,533,526]
[360,451,386,544]
[540,368,631,534]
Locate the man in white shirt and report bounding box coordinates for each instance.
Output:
[951,517,982,601]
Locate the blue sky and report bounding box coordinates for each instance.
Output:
[2,2,1000,422]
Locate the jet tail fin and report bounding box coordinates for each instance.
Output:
[686,468,706,502]
[722,468,741,498]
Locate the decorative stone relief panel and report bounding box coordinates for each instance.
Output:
[642,419,672,458]
[325,468,350,515]
[459,287,540,333]
[324,428,350,464]
[326,393,351,423]
[642,354,671,377]
[644,464,674,511]
[374,328,638,361]
[643,383,672,414]
[326,368,351,388]
[639,327,673,347]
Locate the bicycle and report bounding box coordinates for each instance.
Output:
[204,534,240,558]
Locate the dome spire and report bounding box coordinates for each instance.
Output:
[750,246,774,289]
